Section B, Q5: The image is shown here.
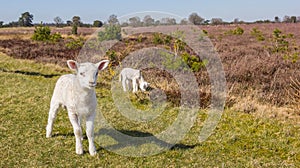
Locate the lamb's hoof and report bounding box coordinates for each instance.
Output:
[89,150,97,156]
[76,148,84,155]
[89,146,97,156]
[46,132,52,138]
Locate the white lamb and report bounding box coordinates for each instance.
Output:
[119,68,149,93]
[46,59,109,156]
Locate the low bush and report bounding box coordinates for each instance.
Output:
[98,24,122,42]
[32,25,62,42]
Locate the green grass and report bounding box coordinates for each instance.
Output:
[0,53,300,167]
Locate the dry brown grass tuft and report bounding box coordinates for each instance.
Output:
[287,77,300,114]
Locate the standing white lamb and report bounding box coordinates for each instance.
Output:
[46,59,109,156]
[119,68,149,93]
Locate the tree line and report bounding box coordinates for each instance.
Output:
[1,12,300,28]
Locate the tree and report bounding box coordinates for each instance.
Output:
[161,17,176,25]
[72,16,81,26]
[154,20,160,26]
[66,20,72,26]
[98,24,122,41]
[143,15,154,26]
[211,18,223,25]
[121,22,129,27]
[283,15,291,23]
[0,21,3,28]
[18,12,34,27]
[93,20,103,27]
[108,14,119,25]
[54,16,63,27]
[129,16,141,27]
[204,20,210,25]
[188,13,204,25]
[291,16,297,23]
[72,16,81,35]
[233,18,240,24]
[274,16,280,23]
[180,18,189,25]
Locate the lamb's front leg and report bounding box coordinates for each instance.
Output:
[132,79,138,93]
[86,112,96,156]
[68,111,83,155]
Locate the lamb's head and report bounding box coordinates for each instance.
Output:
[67,60,109,89]
[139,81,149,92]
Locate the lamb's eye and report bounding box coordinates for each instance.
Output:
[80,72,85,76]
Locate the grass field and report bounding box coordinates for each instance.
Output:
[0,52,300,167]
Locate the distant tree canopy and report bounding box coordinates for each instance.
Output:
[72,16,81,26]
[143,15,155,26]
[129,16,142,27]
[2,12,300,28]
[188,13,204,25]
[161,17,176,25]
[93,20,103,27]
[211,18,223,25]
[18,12,34,27]
[275,16,280,23]
[108,14,119,25]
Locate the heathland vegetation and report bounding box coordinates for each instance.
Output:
[0,11,300,167]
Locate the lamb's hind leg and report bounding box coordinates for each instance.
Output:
[68,109,83,155]
[46,102,60,138]
[122,76,127,92]
[86,112,96,156]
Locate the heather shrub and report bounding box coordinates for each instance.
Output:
[251,28,265,41]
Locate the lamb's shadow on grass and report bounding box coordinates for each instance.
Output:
[51,132,75,138]
[95,128,196,152]
[0,68,60,78]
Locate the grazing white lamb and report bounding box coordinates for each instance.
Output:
[46,59,109,156]
[119,68,149,93]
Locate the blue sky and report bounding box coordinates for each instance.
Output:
[0,0,299,24]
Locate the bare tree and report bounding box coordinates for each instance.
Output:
[54,16,63,27]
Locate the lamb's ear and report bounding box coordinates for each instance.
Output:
[67,60,79,71]
[97,60,110,71]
